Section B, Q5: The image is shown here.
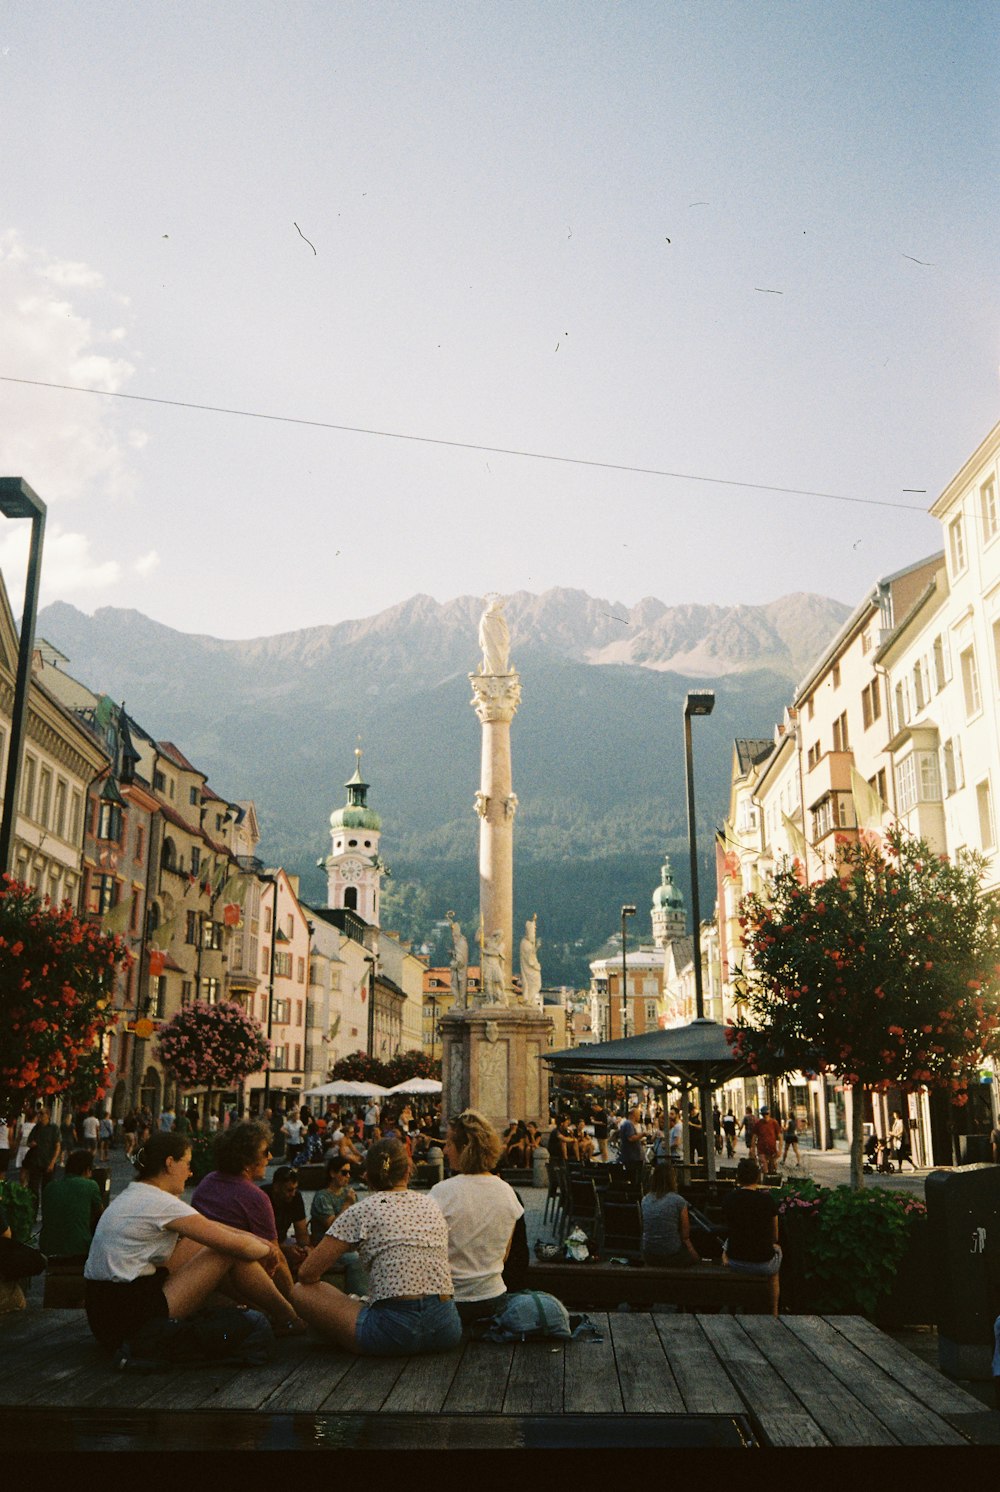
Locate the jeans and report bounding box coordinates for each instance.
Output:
[355,1295,462,1356]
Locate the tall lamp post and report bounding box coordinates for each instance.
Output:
[0,478,47,874]
[619,903,636,1040]
[364,955,377,1056]
[683,689,716,1183]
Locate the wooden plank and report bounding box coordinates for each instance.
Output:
[322,1354,407,1411]
[562,1315,623,1414]
[389,1341,465,1412]
[652,1315,744,1414]
[4,1321,102,1405]
[780,1315,967,1447]
[60,1359,187,1411]
[739,1315,897,1446]
[825,1315,989,1415]
[504,1339,564,1414]
[262,1344,356,1412]
[442,1339,513,1413]
[0,1307,78,1349]
[697,1315,829,1448]
[609,1312,684,1413]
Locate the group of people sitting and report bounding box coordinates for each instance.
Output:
[77,1110,527,1365]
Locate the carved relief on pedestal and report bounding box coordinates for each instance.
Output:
[446,1042,465,1116]
[469,671,522,724]
[478,1039,508,1116]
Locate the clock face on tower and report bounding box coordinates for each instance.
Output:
[340,857,364,883]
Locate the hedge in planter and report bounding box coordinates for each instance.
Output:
[777,1178,928,1319]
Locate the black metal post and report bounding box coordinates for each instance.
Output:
[683,691,716,1184]
[0,479,47,874]
[262,875,278,1113]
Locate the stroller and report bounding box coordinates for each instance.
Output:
[862,1132,895,1175]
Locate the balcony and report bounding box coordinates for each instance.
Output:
[804,749,854,812]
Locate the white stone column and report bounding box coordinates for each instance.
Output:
[470,671,521,1003]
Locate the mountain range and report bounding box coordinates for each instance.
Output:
[37,587,850,986]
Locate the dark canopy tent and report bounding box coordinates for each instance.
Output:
[544,1019,792,1182]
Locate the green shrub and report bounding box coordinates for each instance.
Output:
[776,1179,925,1316]
[0,1178,37,1243]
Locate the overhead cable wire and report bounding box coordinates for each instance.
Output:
[0,374,930,513]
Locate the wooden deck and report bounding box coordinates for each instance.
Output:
[0,1306,996,1448]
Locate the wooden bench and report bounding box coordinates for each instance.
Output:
[526,1260,773,1314]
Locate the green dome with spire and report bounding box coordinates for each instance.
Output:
[329,748,382,832]
[652,854,685,911]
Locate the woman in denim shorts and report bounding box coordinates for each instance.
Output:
[294,1137,461,1356]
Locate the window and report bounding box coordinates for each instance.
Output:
[868,768,888,805]
[152,976,167,1019]
[895,751,942,814]
[806,698,815,721]
[949,514,967,575]
[261,946,270,975]
[645,999,659,1025]
[135,824,145,863]
[832,712,850,752]
[263,905,272,934]
[54,779,67,838]
[296,1000,302,1025]
[861,679,881,730]
[186,910,199,944]
[273,950,293,978]
[812,799,835,839]
[294,1044,301,1071]
[97,801,123,841]
[831,662,841,688]
[20,753,36,816]
[130,891,141,935]
[181,979,193,1007]
[202,977,221,1005]
[273,997,291,1023]
[88,874,116,916]
[35,767,52,826]
[933,634,951,692]
[272,1045,288,1071]
[982,478,998,543]
[993,619,1000,690]
[189,786,199,806]
[202,919,223,950]
[943,737,965,795]
[190,846,201,874]
[297,957,305,984]
[153,769,165,792]
[961,645,982,718]
[861,629,873,655]
[806,742,821,770]
[913,659,927,712]
[70,791,82,844]
[977,779,996,852]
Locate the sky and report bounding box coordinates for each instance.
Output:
[0,0,997,639]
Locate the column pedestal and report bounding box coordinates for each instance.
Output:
[440,1006,552,1131]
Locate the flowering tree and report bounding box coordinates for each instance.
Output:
[328,1050,391,1086]
[728,828,1000,1189]
[156,1000,270,1107]
[0,875,131,1116]
[384,1049,441,1085]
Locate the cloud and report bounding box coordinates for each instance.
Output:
[0,230,142,505]
[134,549,160,577]
[0,522,122,602]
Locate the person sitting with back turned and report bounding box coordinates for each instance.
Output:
[641,1163,700,1268]
[294,1138,462,1357]
[191,1121,300,1312]
[39,1149,105,1264]
[260,1165,310,1276]
[430,1110,523,1326]
[721,1156,781,1317]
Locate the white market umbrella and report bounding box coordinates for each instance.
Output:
[384,1078,443,1095]
[303,1079,390,1098]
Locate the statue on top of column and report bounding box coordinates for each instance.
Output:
[478,594,511,676]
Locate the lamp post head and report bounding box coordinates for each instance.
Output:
[684,691,715,718]
[621,904,637,920]
[0,478,46,520]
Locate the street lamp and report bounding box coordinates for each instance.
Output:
[364,955,377,1055]
[0,478,47,874]
[683,689,716,1181]
[620,903,636,1040]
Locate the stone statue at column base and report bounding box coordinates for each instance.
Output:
[519,913,542,1008]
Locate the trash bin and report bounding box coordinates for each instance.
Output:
[958,1134,992,1166]
[925,1164,1000,1379]
[533,1145,549,1189]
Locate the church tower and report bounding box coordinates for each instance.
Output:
[324,748,384,925]
[651,852,686,948]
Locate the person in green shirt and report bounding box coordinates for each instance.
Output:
[38,1150,105,1262]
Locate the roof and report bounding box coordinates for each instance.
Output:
[157,741,200,772]
[735,738,774,776]
[545,1018,760,1088]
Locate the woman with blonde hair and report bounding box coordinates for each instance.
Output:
[294,1138,461,1356]
[430,1110,524,1325]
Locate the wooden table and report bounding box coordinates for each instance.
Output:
[0,1307,995,1448]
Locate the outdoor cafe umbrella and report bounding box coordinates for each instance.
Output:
[544,1018,784,1183]
[303,1079,390,1099]
[383,1078,443,1095]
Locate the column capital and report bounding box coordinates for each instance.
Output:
[469,671,522,724]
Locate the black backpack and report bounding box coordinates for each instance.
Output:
[115,1306,274,1373]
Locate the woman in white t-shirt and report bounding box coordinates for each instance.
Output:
[294,1137,462,1356]
[84,1132,301,1354]
[429,1109,524,1325]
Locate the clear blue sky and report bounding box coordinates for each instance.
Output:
[0,1,996,636]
